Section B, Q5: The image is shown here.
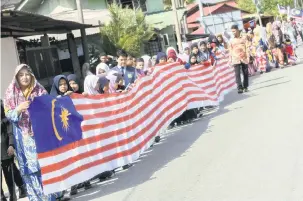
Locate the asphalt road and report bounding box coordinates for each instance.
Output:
[12,47,303,201]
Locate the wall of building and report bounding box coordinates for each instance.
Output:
[37,0,76,15]
[161,26,177,51]
[34,0,163,15]
[85,0,108,10]
[203,10,244,34]
[1,37,20,98]
[145,0,164,13]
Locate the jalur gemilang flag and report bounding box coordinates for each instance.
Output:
[29,96,83,153]
[28,54,236,195]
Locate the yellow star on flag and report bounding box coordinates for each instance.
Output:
[60,107,71,131]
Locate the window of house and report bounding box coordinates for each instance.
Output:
[107,0,147,12]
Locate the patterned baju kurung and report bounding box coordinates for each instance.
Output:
[4,64,62,201]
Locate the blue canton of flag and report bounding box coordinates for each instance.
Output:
[290,8,303,18]
[28,95,83,153]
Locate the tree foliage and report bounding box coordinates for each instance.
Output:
[101,3,154,56]
[237,0,294,16]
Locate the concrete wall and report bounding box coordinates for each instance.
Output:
[1,37,20,98]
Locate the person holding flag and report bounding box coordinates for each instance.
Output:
[3,64,67,201]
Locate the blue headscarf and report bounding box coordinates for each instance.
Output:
[50,75,71,97]
[98,76,109,94]
[155,52,167,64]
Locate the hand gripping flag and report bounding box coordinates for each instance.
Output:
[28,52,236,195]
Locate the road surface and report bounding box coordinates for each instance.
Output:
[12,48,303,201]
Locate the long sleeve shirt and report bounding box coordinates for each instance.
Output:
[229,36,249,65]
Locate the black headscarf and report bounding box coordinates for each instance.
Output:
[208,34,219,46]
[67,74,83,94]
[50,75,71,97]
[189,54,198,65]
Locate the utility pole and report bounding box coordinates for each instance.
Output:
[197,0,205,33]
[172,0,183,52]
[76,0,90,65]
[254,0,263,27]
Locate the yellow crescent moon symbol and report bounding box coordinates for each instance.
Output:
[51,99,63,141]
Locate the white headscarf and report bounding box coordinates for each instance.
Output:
[96,63,110,76]
[84,75,100,95]
[141,55,151,71]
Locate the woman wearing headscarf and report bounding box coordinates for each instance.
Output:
[67,74,82,94]
[155,52,167,65]
[50,75,73,97]
[106,70,124,94]
[189,54,198,66]
[216,34,228,50]
[67,74,93,196]
[4,64,65,201]
[151,55,157,66]
[191,43,203,63]
[141,55,152,72]
[96,63,110,77]
[272,21,285,67]
[253,25,268,73]
[179,46,190,63]
[166,47,183,63]
[246,30,258,76]
[265,22,276,68]
[98,76,110,94]
[84,75,101,95]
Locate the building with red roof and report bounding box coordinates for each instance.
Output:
[187,0,251,34]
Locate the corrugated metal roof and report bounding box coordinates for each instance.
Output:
[20,8,110,41]
[1,10,93,38]
[145,8,186,30]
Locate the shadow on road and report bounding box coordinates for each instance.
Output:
[250,80,291,91]
[252,76,285,85]
[71,91,252,201]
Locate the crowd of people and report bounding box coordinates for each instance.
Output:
[1,18,301,201]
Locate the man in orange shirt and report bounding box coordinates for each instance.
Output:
[229,24,249,94]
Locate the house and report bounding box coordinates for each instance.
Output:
[187,0,250,34]
[1,10,92,97]
[15,0,187,56]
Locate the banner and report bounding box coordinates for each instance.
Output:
[28,53,236,194]
[290,8,303,19]
[278,4,303,20]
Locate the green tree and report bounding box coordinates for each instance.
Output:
[237,0,294,16]
[101,3,154,56]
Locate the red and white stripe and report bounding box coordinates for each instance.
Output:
[288,55,297,65]
[38,53,236,195]
[255,48,267,73]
